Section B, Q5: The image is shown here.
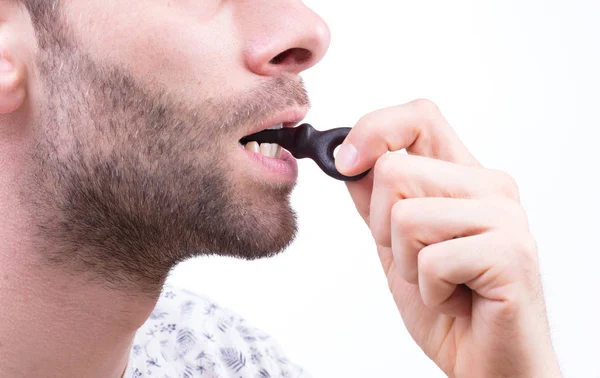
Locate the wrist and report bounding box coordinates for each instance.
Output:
[530,352,562,378]
[451,346,561,378]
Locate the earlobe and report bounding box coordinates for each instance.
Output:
[0,48,27,115]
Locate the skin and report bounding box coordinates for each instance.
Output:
[0,1,561,377]
[336,100,563,377]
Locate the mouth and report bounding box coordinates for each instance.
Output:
[237,108,306,181]
[238,108,306,159]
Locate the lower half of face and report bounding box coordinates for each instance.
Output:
[24,45,303,287]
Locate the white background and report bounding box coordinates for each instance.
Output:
[168,1,600,377]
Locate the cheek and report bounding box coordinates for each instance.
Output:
[69,1,246,99]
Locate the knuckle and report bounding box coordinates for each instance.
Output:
[373,153,413,187]
[490,169,521,200]
[505,232,539,276]
[356,112,378,131]
[515,204,530,228]
[409,98,443,126]
[519,234,539,261]
[490,294,522,327]
[410,98,441,115]
[500,200,530,229]
[391,200,418,234]
[374,153,395,177]
[417,245,441,281]
[373,153,401,184]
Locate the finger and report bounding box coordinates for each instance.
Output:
[389,198,529,283]
[370,155,522,246]
[335,99,480,177]
[345,170,374,224]
[416,231,539,317]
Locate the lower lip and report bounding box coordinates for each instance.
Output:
[238,144,299,181]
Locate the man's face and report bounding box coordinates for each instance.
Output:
[21,0,330,289]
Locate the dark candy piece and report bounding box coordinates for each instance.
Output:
[240,123,371,181]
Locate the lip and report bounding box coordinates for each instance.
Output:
[237,144,299,182]
[236,107,306,183]
[239,108,308,140]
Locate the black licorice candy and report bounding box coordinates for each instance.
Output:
[240,123,371,181]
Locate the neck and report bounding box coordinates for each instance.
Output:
[0,237,162,378]
[0,150,165,378]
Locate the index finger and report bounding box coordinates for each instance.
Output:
[334,99,481,176]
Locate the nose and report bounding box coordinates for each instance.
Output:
[240,1,331,77]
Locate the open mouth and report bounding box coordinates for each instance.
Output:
[239,121,368,182]
[236,109,306,182]
[239,123,285,159]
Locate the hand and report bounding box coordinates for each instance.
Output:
[335,99,562,378]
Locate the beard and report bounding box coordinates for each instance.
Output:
[22,34,309,294]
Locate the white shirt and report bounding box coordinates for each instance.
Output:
[123,284,309,378]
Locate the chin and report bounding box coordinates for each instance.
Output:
[205,184,299,260]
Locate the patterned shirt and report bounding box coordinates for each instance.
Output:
[123,284,308,378]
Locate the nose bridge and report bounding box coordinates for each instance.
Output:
[238,0,331,76]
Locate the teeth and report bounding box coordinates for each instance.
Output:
[245,141,259,153]
[244,142,283,159]
[259,143,272,157]
[270,143,279,158]
[267,123,283,130]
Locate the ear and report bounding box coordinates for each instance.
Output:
[0,1,32,115]
[0,48,26,115]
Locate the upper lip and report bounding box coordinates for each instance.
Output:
[239,107,308,140]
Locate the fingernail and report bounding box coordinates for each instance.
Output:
[335,143,359,173]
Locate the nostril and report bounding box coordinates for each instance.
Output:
[269,48,313,65]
